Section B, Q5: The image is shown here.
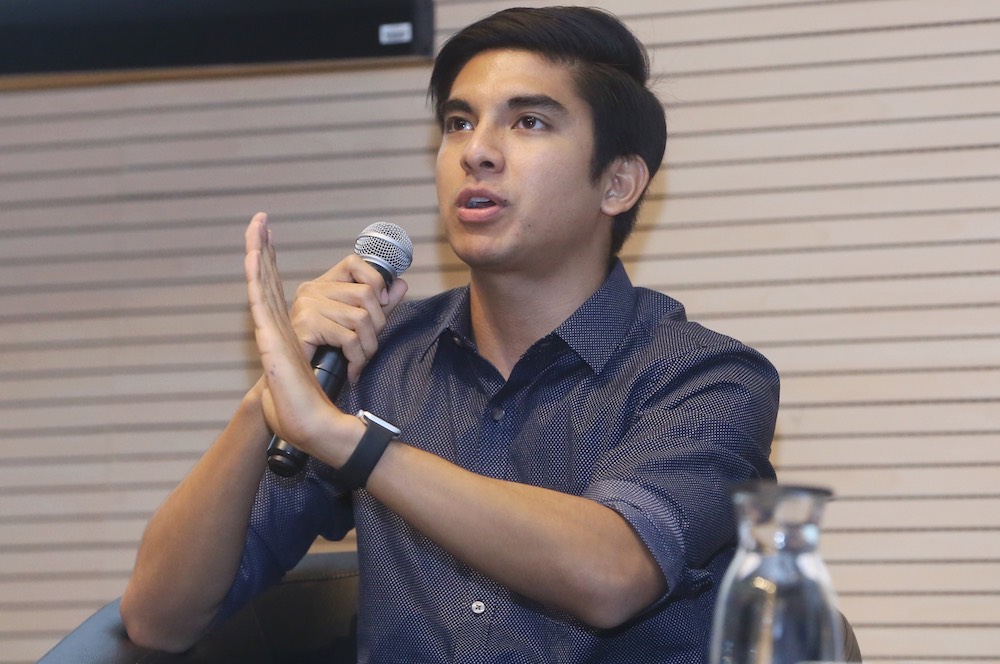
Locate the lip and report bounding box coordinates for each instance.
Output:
[455,187,507,223]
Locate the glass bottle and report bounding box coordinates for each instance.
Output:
[709,481,843,664]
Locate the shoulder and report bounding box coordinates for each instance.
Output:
[612,290,780,456]
[630,288,746,353]
[625,287,779,393]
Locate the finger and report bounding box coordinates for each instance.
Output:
[316,255,393,305]
[336,277,407,382]
[260,227,296,344]
[382,277,409,316]
[246,214,299,360]
[244,214,334,445]
[244,214,271,337]
[290,275,390,367]
[329,278,409,381]
[287,287,376,381]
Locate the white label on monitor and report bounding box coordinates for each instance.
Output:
[379,22,413,45]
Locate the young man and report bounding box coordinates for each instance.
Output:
[121,7,779,662]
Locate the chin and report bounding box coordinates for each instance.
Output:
[454,244,516,274]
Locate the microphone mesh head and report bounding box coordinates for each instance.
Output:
[354,222,413,279]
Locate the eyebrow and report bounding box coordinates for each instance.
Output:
[439,94,569,120]
[507,94,568,116]
[439,98,473,119]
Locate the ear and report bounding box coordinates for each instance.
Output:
[600,155,650,217]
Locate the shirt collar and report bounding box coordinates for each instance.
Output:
[551,259,636,373]
[428,259,637,374]
[429,288,474,355]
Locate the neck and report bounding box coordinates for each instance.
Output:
[468,260,609,379]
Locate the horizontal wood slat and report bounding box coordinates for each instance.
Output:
[436,0,1000,34]
[775,435,1000,468]
[660,22,1000,75]
[781,464,1000,498]
[830,560,1000,594]
[823,497,1000,530]
[849,626,1000,660]
[841,594,1000,626]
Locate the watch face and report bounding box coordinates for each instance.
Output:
[359,410,402,436]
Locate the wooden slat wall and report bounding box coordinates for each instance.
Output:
[1,0,998,661]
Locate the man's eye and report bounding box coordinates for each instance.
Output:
[444,117,473,132]
[516,116,546,130]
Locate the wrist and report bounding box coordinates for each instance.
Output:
[328,412,368,468]
[243,376,267,408]
[333,411,400,489]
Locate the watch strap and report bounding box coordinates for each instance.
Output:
[335,411,399,489]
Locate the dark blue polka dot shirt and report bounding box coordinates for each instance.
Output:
[220,260,779,663]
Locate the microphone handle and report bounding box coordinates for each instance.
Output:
[266,345,348,477]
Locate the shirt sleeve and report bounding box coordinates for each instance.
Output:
[584,340,779,601]
[212,458,355,626]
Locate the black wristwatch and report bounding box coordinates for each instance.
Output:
[334,410,401,490]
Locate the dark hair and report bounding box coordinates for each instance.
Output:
[429,6,667,255]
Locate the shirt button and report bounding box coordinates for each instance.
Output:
[490,406,505,421]
[471,600,486,614]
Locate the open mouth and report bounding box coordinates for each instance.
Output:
[465,196,497,209]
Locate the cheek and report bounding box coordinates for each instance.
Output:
[434,148,457,204]
[434,143,448,179]
[532,160,597,212]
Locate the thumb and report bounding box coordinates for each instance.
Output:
[382,278,409,316]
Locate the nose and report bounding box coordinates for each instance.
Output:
[460,125,504,175]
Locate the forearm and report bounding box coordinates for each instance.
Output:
[120,387,271,652]
[365,441,667,629]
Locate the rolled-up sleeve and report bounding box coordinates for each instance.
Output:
[585,343,779,601]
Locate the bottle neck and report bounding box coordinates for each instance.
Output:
[741,520,822,554]
[732,482,831,554]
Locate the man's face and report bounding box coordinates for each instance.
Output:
[435,49,613,278]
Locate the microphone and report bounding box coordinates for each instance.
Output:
[266,222,413,477]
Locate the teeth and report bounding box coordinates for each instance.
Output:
[466,197,494,209]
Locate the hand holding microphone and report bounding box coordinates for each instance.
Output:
[245,214,413,477]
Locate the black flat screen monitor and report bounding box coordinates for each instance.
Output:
[0,0,434,77]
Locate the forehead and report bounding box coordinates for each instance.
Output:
[448,49,583,108]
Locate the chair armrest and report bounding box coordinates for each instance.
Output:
[37,549,359,664]
[35,598,158,664]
